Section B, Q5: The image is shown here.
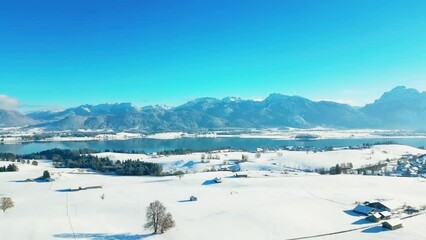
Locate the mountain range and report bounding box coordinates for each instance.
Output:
[1,86,425,132]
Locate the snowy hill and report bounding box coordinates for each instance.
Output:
[361,86,426,130]
[1,153,426,240]
[0,109,36,127]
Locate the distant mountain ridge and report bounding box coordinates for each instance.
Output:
[0,86,425,131]
[0,109,37,127]
[361,86,426,129]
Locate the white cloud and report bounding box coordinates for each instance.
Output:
[0,95,19,110]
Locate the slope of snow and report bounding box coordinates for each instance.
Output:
[95,144,426,172]
[1,159,426,240]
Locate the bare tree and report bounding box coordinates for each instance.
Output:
[144,200,175,234]
[174,170,184,180]
[1,197,14,213]
[160,212,175,233]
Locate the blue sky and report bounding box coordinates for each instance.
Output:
[1,0,426,112]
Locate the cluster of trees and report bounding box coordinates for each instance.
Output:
[41,149,162,176]
[41,170,51,179]
[115,160,162,176]
[19,132,107,141]
[0,148,162,176]
[104,149,147,154]
[201,153,220,162]
[241,154,249,162]
[357,161,388,175]
[0,154,39,166]
[0,164,18,172]
[0,153,18,161]
[329,164,344,175]
[20,148,97,161]
[20,132,56,141]
[362,141,397,147]
[155,149,199,156]
[314,162,354,175]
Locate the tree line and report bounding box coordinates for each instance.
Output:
[0,164,18,172]
[1,148,162,176]
[313,162,354,175]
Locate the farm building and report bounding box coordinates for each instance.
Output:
[224,160,240,165]
[366,213,382,222]
[367,200,405,212]
[219,166,230,171]
[235,173,248,178]
[366,211,392,222]
[353,205,376,215]
[379,211,392,220]
[382,219,403,230]
[214,177,222,183]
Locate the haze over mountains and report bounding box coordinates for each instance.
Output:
[1,86,425,131]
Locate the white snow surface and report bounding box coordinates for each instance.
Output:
[1,145,426,240]
[95,144,426,172]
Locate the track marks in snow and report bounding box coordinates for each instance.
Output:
[307,191,352,206]
[66,193,77,240]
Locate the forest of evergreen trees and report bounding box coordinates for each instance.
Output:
[0,149,162,176]
[0,163,18,172]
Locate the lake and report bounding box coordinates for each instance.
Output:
[1,137,426,154]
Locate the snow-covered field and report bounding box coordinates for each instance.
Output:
[0,144,425,240]
[95,144,426,173]
[1,159,426,240]
[221,128,426,140]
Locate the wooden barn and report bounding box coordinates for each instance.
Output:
[214,177,222,183]
[367,200,405,213]
[379,211,392,220]
[353,205,376,216]
[366,211,392,222]
[366,213,382,222]
[235,173,248,178]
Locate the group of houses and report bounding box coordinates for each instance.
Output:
[358,154,426,177]
[352,200,405,230]
[390,154,426,177]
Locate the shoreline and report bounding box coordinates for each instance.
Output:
[2,129,426,144]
